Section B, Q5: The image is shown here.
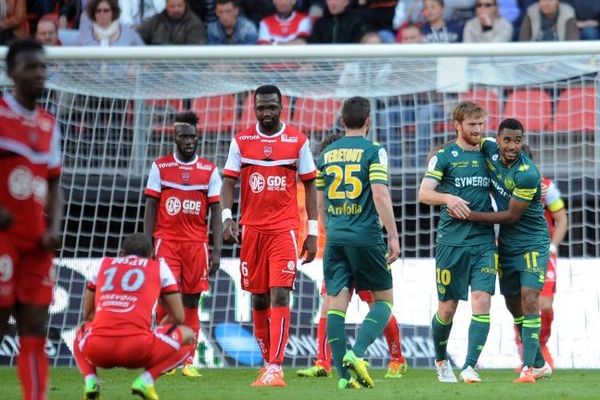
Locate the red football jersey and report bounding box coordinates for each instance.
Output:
[87,255,178,336]
[258,11,312,44]
[0,95,61,245]
[145,154,221,242]
[223,122,316,233]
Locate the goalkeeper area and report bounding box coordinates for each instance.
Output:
[0,43,600,374]
[2,367,600,400]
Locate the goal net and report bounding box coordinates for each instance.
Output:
[0,44,599,369]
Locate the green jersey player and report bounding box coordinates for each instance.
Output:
[316,96,400,389]
[418,101,497,384]
[453,118,551,383]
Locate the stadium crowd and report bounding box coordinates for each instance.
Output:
[1,0,599,46]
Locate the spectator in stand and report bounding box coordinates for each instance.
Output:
[118,0,166,28]
[496,0,521,25]
[138,0,206,44]
[421,0,462,42]
[207,0,258,44]
[396,21,424,42]
[463,0,513,42]
[35,15,62,45]
[75,0,145,45]
[393,0,424,31]
[519,0,578,41]
[308,0,372,43]
[364,0,399,42]
[258,0,312,44]
[60,0,89,29]
[0,0,26,44]
[564,0,600,40]
[444,0,476,26]
[240,0,276,26]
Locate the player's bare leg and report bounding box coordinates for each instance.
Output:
[539,295,555,369]
[298,294,332,378]
[15,303,50,400]
[432,299,458,383]
[181,293,203,377]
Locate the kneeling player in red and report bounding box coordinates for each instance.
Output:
[73,234,195,400]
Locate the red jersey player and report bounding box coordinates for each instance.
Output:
[0,39,63,400]
[221,85,318,387]
[258,0,313,45]
[144,111,222,377]
[73,234,195,400]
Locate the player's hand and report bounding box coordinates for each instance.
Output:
[387,236,400,264]
[541,181,548,201]
[446,195,470,219]
[209,252,220,275]
[300,235,317,264]
[0,207,13,230]
[40,231,61,250]
[222,219,239,244]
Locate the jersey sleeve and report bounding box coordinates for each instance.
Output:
[545,180,565,212]
[424,149,447,182]
[512,168,539,202]
[298,16,312,38]
[144,162,161,198]
[369,145,389,185]
[480,137,497,158]
[316,153,325,192]
[207,167,222,203]
[257,20,270,44]
[298,139,317,181]
[223,139,241,179]
[48,123,62,179]
[159,258,179,294]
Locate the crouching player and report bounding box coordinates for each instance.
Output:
[73,234,195,400]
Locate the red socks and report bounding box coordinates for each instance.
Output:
[183,307,200,365]
[18,336,48,400]
[384,314,405,363]
[252,308,271,364]
[540,309,554,345]
[269,306,290,365]
[316,316,331,367]
[73,325,96,377]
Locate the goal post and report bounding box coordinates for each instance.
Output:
[0,43,599,368]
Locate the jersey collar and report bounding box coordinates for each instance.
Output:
[255,121,286,138]
[5,93,38,120]
[173,153,198,165]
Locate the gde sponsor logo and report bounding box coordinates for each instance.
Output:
[165,197,202,215]
[249,173,287,193]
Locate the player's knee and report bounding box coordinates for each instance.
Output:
[270,287,290,307]
[179,325,196,345]
[182,293,201,309]
[504,295,522,317]
[471,291,491,313]
[520,290,540,314]
[539,296,553,311]
[252,293,270,310]
[437,301,457,322]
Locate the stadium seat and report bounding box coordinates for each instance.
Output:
[553,86,596,133]
[460,89,501,132]
[503,89,553,132]
[237,94,291,131]
[191,95,237,133]
[291,97,341,133]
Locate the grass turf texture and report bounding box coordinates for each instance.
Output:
[1,367,600,399]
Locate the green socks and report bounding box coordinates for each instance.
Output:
[522,314,542,367]
[327,310,351,380]
[462,314,490,369]
[431,312,453,361]
[353,301,393,357]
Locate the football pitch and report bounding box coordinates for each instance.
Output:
[2,367,600,400]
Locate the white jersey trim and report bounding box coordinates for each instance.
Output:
[159,258,177,288]
[545,181,561,207]
[0,137,55,165]
[297,140,317,176]
[240,157,297,167]
[208,167,222,198]
[162,181,209,191]
[255,122,286,138]
[146,162,162,193]
[224,139,242,173]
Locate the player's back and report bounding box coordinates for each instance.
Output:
[317,135,385,246]
[89,255,178,336]
[425,142,494,246]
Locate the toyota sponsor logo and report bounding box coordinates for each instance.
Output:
[165,197,182,216]
[249,173,265,193]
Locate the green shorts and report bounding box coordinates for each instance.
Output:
[323,243,392,296]
[435,243,497,301]
[498,245,549,296]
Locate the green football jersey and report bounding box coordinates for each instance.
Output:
[481,138,550,250]
[424,142,495,246]
[316,136,388,246]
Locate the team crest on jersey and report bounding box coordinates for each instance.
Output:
[504,178,515,191]
[181,171,190,182]
[38,119,52,132]
[0,255,14,283]
[263,146,273,157]
[249,172,266,193]
[492,154,499,161]
[451,151,458,157]
[287,260,295,270]
[165,197,182,216]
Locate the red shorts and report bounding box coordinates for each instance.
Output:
[0,236,54,307]
[76,323,186,369]
[155,239,209,294]
[540,255,557,297]
[240,226,298,294]
[319,281,373,302]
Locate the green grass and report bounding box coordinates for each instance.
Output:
[1,367,600,400]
